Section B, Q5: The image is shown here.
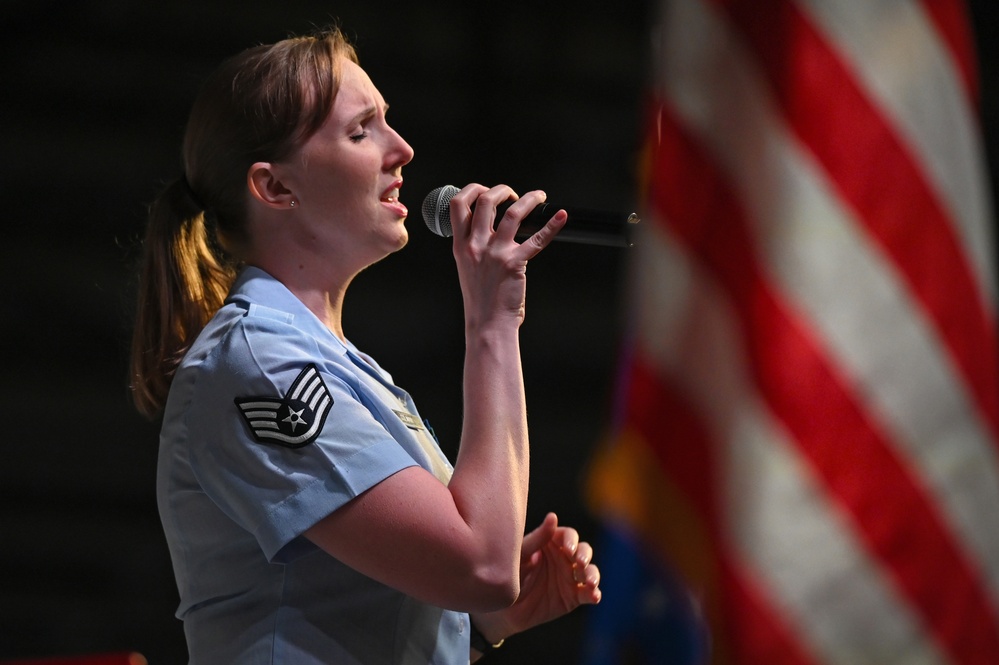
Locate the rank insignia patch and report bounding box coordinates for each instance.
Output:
[235,364,333,448]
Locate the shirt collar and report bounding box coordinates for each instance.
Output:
[227,266,349,356]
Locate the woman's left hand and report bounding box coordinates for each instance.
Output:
[469,513,602,653]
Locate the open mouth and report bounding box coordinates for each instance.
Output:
[380,181,402,203]
[380,182,408,217]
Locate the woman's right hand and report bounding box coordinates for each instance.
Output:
[446,184,567,331]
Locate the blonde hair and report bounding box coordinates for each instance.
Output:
[130,27,358,417]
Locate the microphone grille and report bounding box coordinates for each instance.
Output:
[421,185,460,238]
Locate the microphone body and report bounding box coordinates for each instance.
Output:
[421,185,639,248]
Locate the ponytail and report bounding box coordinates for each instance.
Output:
[130,178,235,418]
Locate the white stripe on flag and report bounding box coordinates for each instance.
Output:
[659,0,999,612]
[795,0,997,304]
[632,222,949,663]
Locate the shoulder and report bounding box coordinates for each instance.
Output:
[165,270,368,434]
[169,298,351,416]
[214,310,352,396]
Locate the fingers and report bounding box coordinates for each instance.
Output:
[553,525,602,605]
[446,183,566,255]
[515,207,567,259]
[571,540,602,605]
[494,190,567,260]
[555,523,580,560]
[450,184,517,244]
[521,515,603,610]
[492,189,549,242]
[577,562,602,604]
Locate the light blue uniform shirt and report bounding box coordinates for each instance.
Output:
[157,267,470,664]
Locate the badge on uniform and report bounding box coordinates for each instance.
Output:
[235,364,333,448]
[392,409,425,431]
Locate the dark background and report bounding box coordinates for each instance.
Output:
[1,1,996,663]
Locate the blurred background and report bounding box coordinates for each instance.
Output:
[0,1,996,664]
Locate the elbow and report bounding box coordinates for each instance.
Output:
[483,575,520,611]
[473,583,519,613]
[464,565,520,612]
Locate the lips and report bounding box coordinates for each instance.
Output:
[380,180,402,202]
[380,180,408,217]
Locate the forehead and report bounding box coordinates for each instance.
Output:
[330,59,385,121]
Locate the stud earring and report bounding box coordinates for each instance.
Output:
[290,200,297,208]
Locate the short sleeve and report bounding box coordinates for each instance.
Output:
[182,313,419,562]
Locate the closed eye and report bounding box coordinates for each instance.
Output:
[346,102,389,144]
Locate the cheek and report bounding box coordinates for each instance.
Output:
[315,179,361,213]
[333,170,374,206]
[303,152,378,211]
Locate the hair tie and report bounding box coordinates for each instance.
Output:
[180,175,206,211]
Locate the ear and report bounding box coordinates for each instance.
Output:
[247,162,295,209]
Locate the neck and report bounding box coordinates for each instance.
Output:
[243,215,371,342]
[291,282,349,341]
[248,260,354,341]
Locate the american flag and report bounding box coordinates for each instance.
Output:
[586,1,999,663]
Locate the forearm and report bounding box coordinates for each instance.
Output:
[448,321,530,589]
[436,183,562,603]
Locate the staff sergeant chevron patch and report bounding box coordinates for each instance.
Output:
[235,364,333,448]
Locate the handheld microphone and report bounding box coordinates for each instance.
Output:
[421,185,639,248]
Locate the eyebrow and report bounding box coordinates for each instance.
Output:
[347,103,389,127]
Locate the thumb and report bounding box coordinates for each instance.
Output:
[521,512,558,562]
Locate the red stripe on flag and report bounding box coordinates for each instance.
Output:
[651,100,999,664]
[723,558,820,665]
[621,356,718,527]
[709,0,999,445]
[623,354,822,665]
[918,0,981,102]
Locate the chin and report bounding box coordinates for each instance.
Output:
[371,232,408,263]
[391,226,409,251]
[369,218,409,257]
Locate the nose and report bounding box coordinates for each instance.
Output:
[386,126,414,169]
